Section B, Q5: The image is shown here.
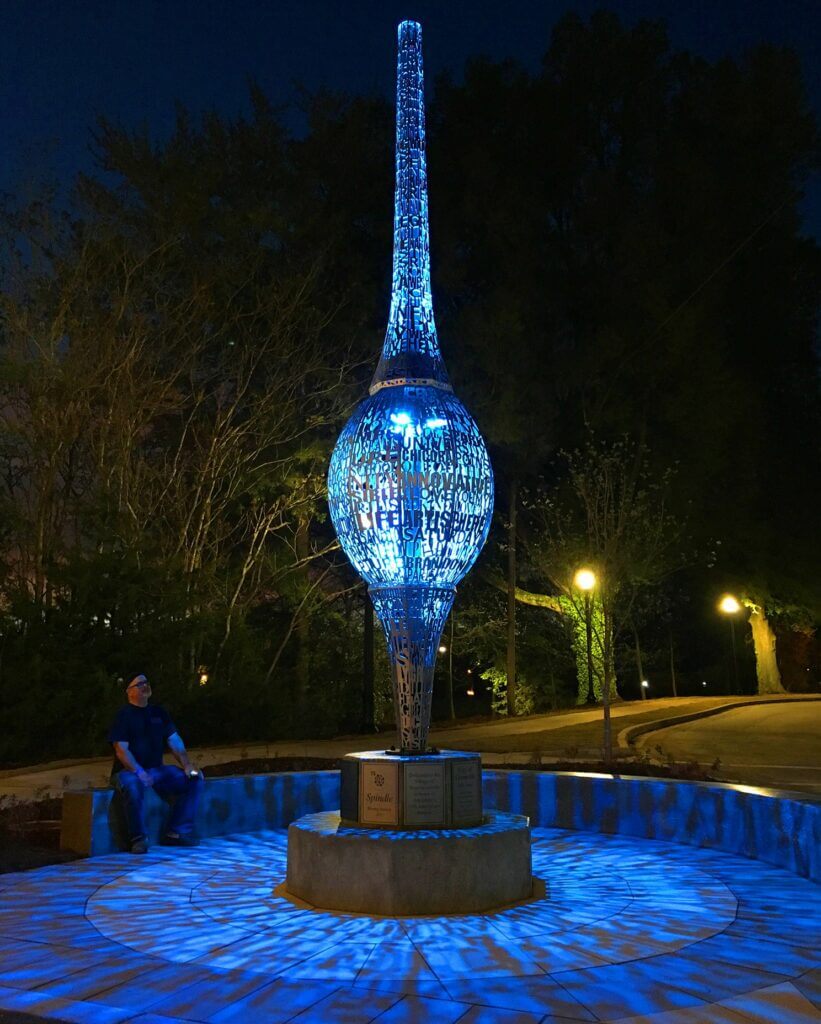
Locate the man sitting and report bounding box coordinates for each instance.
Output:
[108,672,203,854]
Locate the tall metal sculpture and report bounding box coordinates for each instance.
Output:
[328,20,494,753]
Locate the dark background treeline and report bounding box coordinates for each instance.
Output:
[0,12,818,765]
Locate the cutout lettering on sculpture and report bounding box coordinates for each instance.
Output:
[327,20,494,754]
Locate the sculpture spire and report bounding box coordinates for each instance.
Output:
[370,20,451,394]
[328,21,493,753]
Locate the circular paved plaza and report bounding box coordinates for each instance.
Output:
[0,828,818,1023]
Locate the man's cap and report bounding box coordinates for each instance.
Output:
[123,672,147,689]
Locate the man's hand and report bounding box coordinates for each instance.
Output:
[136,768,154,786]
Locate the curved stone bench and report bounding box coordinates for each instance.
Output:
[61,768,820,882]
[61,770,339,856]
[484,770,820,882]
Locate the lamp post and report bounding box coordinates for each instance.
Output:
[641,679,649,700]
[574,568,597,704]
[718,595,741,694]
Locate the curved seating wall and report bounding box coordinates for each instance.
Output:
[61,768,819,881]
[483,770,819,882]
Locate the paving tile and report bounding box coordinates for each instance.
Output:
[608,1003,751,1022]
[725,916,821,951]
[193,928,342,973]
[354,977,454,1000]
[420,935,544,981]
[34,955,166,1001]
[371,993,469,1022]
[644,950,792,1002]
[206,977,340,1023]
[125,1015,205,1024]
[280,941,379,982]
[0,947,115,991]
[553,962,714,1019]
[285,984,401,1022]
[505,933,611,973]
[444,974,594,1019]
[718,980,821,1023]
[454,1006,545,1023]
[0,941,60,977]
[793,970,821,1012]
[0,983,133,1023]
[679,933,820,978]
[353,940,442,990]
[77,962,215,1012]
[0,827,817,1024]
[138,967,273,1021]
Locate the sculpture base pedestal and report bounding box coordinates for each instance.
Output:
[340,749,482,829]
[285,810,533,916]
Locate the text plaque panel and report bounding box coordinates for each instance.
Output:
[452,759,482,825]
[404,762,446,827]
[360,761,399,826]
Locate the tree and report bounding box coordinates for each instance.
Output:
[428,13,819,704]
[526,436,686,758]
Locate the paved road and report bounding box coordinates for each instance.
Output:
[635,700,821,792]
[2,695,818,799]
[0,698,715,800]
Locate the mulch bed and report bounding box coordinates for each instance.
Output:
[205,755,717,781]
[0,796,79,874]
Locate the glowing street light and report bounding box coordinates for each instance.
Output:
[641,679,649,700]
[574,568,597,704]
[574,569,596,592]
[718,594,742,693]
[438,645,447,653]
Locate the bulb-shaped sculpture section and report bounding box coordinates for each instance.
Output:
[328,21,494,752]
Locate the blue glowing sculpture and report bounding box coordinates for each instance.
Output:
[328,21,494,753]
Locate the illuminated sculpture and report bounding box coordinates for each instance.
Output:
[328,20,494,753]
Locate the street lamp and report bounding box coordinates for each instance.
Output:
[641,679,649,700]
[718,595,741,693]
[574,568,597,704]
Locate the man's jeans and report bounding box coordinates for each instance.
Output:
[113,766,203,841]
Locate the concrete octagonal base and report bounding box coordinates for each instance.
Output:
[285,809,532,916]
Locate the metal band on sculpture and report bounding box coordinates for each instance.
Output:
[369,377,454,395]
[328,21,494,753]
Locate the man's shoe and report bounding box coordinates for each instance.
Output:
[130,838,148,854]
[161,832,198,847]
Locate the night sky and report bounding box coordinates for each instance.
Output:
[2,0,819,236]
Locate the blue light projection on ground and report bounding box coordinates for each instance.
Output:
[1,825,817,1022]
[328,21,493,752]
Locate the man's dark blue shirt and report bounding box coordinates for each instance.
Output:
[108,703,176,774]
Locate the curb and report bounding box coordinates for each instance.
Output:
[619,695,821,750]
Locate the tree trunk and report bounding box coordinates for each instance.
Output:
[669,628,678,697]
[506,478,518,716]
[632,624,646,699]
[294,518,311,719]
[446,613,455,720]
[747,604,785,694]
[362,590,375,731]
[602,605,613,761]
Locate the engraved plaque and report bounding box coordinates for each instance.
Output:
[360,761,399,826]
[451,758,482,826]
[404,762,446,826]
